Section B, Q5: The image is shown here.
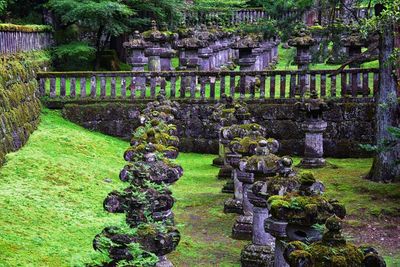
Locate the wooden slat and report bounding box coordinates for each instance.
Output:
[160,78,166,96]
[220,75,226,97]
[190,76,196,98]
[280,74,286,98]
[249,79,255,99]
[50,77,56,98]
[131,77,137,100]
[331,75,336,97]
[70,78,76,98]
[100,76,106,98]
[362,73,369,97]
[351,73,357,97]
[230,75,235,98]
[170,76,176,98]
[39,78,45,96]
[270,75,275,98]
[140,76,147,99]
[210,77,216,99]
[259,75,266,99]
[90,76,96,98]
[240,75,246,99]
[321,74,326,97]
[80,78,86,98]
[150,77,156,98]
[310,74,316,93]
[60,77,66,97]
[373,72,379,96]
[341,73,347,96]
[299,73,306,97]
[289,74,296,98]
[200,77,206,99]
[111,76,116,98]
[121,77,126,98]
[180,76,185,98]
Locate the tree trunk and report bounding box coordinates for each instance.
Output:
[367,23,400,182]
[94,26,104,70]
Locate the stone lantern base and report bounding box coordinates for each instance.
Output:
[298,157,326,168]
[221,178,234,194]
[217,165,233,180]
[224,198,243,214]
[232,215,253,240]
[212,156,224,167]
[156,256,173,267]
[240,244,274,267]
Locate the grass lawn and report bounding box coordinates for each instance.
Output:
[0,110,399,266]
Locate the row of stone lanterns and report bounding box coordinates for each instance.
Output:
[123,21,280,77]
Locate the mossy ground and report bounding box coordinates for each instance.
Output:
[0,110,399,266]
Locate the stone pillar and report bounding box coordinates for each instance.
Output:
[198,47,213,71]
[160,48,176,71]
[299,120,328,168]
[240,184,274,267]
[288,29,315,95]
[296,92,330,168]
[238,55,257,87]
[232,171,254,240]
[223,154,244,214]
[264,218,289,267]
[145,47,163,72]
[123,31,150,90]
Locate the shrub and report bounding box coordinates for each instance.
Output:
[51,42,96,71]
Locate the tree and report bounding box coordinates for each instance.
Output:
[360,0,400,182]
[48,0,134,68]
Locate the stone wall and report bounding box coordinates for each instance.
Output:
[61,98,375,158]
[0,52,50,166]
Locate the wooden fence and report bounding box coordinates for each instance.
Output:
[0,31,53,54]
[37,68,379,101]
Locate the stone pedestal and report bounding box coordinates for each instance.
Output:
[299,120,328,168]
[241,192,275,267]
[156,256,173,267]
[160,48,176,71]
[224,156,244,214]
[232,171,254,240]
[145,47,163,72]
[264,218,289,267]
[198,47,213,72]
[238,56,257,90]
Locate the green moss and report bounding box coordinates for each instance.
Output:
[300,172,316,185]
[0,23,52,32]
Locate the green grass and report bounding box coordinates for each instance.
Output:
[0,110,399,266]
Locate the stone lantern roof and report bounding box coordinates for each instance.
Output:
[341,26,367,48]
[174,28,209,49]
[123,30,151,49]
[288,27,316,47]
[295,90,331,120]
[284,215,387,267]
[231,34,262,49]
[142,20,175,43]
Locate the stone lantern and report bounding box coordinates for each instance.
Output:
[174,29,209,89]
[341,26,367,94]
[240,143,300,267]
[231,140,285,240]
[143,20,177,72]
[288,28,316,95]
[231,34,261,92]
[284,215,387,267]
[295,90,331,168]
[123,31,151,90]
[265,173,346,267]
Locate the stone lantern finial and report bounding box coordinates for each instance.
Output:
[151,20,158,31]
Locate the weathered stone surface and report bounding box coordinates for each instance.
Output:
[61,99,376,157]
[241,244,274,267]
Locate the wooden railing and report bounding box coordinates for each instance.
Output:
[37,68,379,101]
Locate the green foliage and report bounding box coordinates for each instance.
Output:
[124,0,185,30]
[0,23,52,32]
[193,0,247,11]
[51,42,96,71]
[0,0,7,17]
